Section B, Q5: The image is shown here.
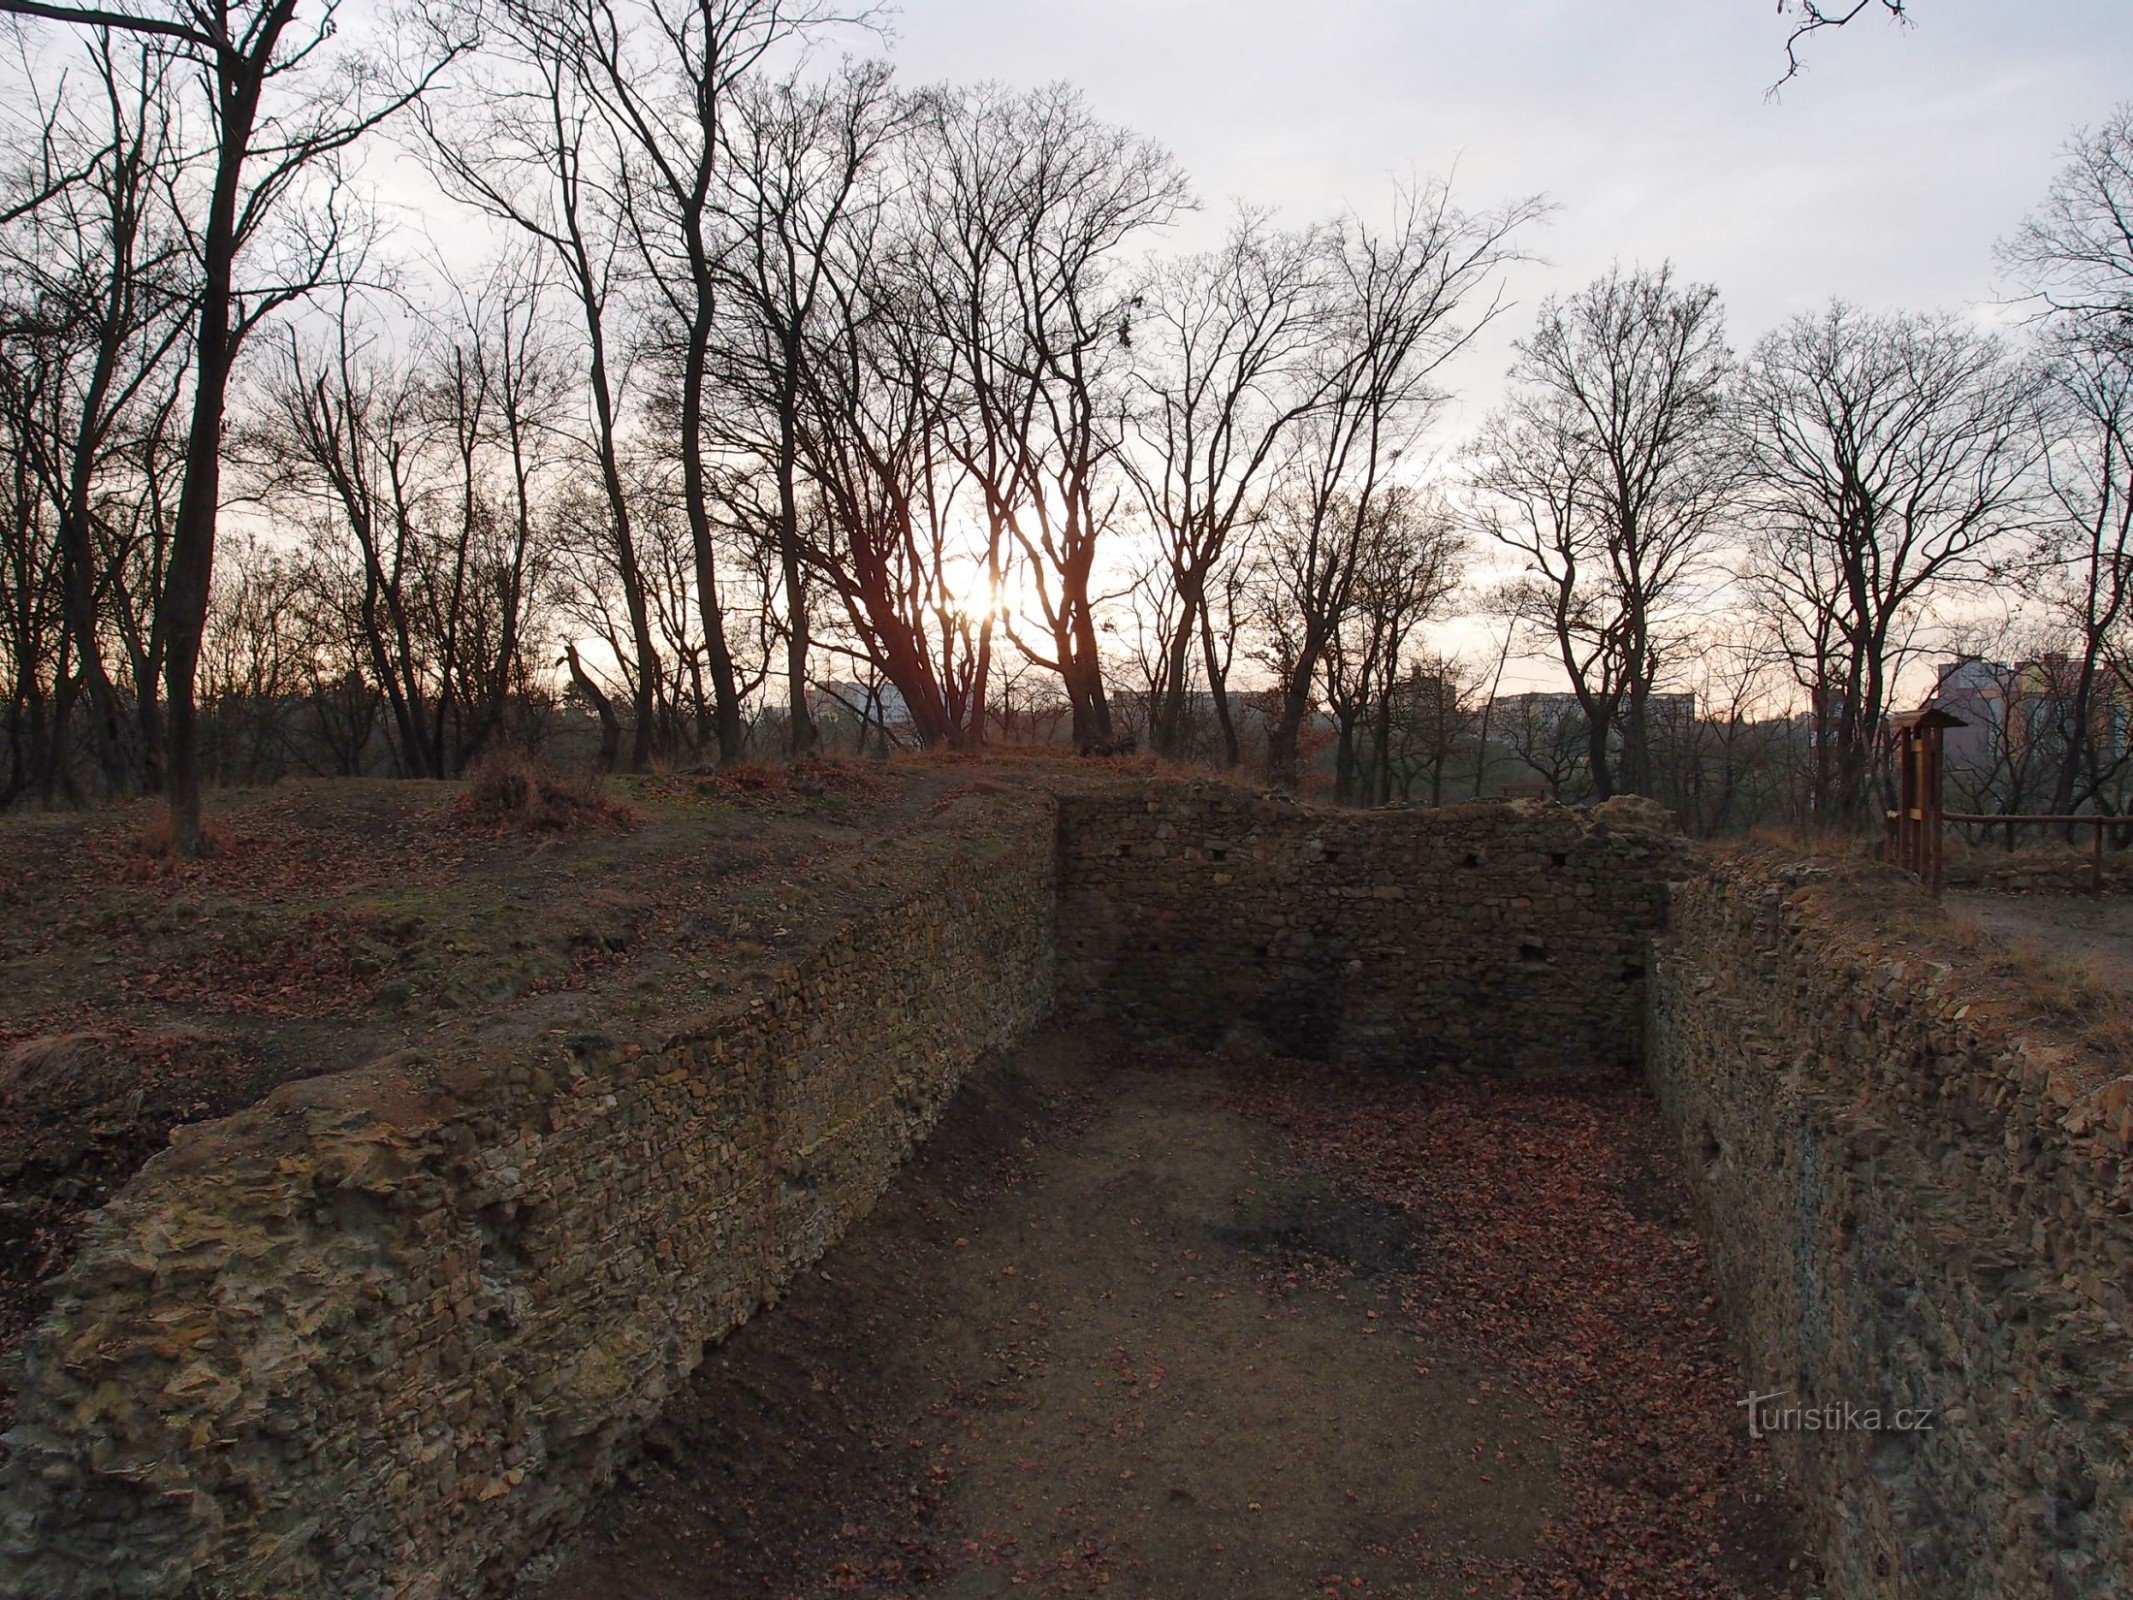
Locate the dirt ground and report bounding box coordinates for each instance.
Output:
[522,1034,1810,1600]
[1947,890,2133,998]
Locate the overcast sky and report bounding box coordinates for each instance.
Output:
[887,1,2129,340]
[868,1,2132,689]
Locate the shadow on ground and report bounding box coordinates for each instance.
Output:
[519,1033,1807,1600]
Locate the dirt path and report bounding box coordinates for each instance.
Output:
[521,1036,1807,1600]
[1947,891,2133,998]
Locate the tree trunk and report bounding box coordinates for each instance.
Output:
[155,21,290,854]
[54,519,131,796]
[1201,612,1239,769]
[1584,709,1616,802]
[676,304,744,767]
[1269,659,1316,791]
[1621,673,1652,796]
[1153,563,1204,758]
[566,643,622,772]
[160,133,252,853]
[777,393,815,758]
[1372,690,1396,806]
[1333,717,1359,804]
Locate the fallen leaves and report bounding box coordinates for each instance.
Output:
[1232,1068,1811,1600]
[638,757,899,817]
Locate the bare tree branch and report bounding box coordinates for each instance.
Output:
[1774,0,1909,92]
[0,0,213,50]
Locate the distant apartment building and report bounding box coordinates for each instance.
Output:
[1487,690,1585,734]
[1924,653,2131,774]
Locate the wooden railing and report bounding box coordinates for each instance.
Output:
[1882,707,2125,898]
[1942,812,2127,897]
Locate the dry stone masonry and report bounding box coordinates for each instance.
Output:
[1055,788,1691,1073]
[0,808,1056,1600]
[0,785,1696,1600]
[15,783,2125,1600]
[1649,856,2133,1600]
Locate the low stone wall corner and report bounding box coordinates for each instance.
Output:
[1647,854,2133,1600]
[0,814,1058,1600]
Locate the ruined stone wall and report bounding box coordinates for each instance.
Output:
[1647,857,2133,1600]
[1055,788,1689,1074]
[0,810,1057,1600]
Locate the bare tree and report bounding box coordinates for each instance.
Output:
[0,0,468,849]
[0,325,70,801]
[1736,302,2045,825]
[707,58,904,755]
[918,83,1188,751]
[254,269,561,777]
[1315,485,1464,805]
[423,0,668,769]
[1470,263,1734,800]
[1775,1,1909,87]
[2003,103,2133,358]
[196,529,306,783]
[1127,211,1327,763]
[2024,336,2133,818]
[2003,118,2133,819]
[1644,624,1789,837]
[1261,179,1538,788]
[1493,691,1591,801]
[788,187,991,749]
[1381,652,1483,805]
[0,35,189,797]
[570,0,866,766]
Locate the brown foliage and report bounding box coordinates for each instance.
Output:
[130,808,229,863]
[638,757,898,813]
[1231,1066,1810,1598]
[453,748,642,836]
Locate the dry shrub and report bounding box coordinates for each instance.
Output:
[454,748,640,836]
[125,808,229,867]
[1743,823,1880,859]
[669,755,896,810]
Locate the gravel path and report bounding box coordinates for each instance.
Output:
[1946,891,2133,998]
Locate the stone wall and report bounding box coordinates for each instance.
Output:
[0,808,1057,1600]
[0,783,1721,1600]
[1647,856,2133,1600]
[1054,788,1690,1074]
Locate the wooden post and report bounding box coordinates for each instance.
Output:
[1886,709,1964,900]
[1929,728,1945,899]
